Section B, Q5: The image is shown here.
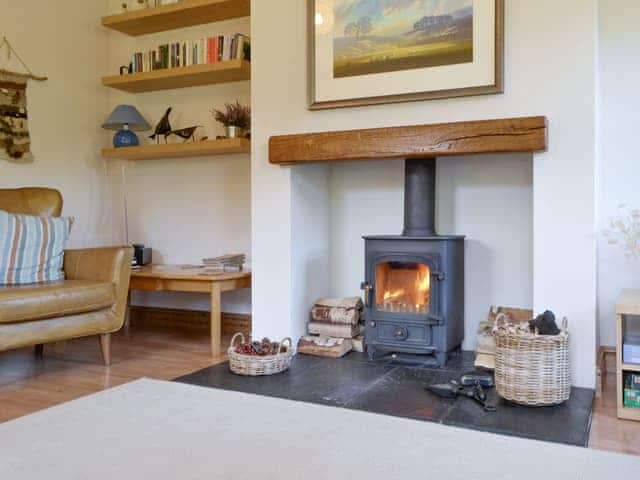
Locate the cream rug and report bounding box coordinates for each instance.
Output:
[0,378,638,479]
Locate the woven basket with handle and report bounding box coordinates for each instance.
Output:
[228,333,294,376]
[493,316,570,406]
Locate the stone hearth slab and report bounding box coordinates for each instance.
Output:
[175,351,593,447]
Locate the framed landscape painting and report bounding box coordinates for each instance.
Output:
[309,0,504,109]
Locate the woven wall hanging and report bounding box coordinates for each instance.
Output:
[0,36,47,164]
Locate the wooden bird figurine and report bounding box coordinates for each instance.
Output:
[171,125,202,143]
[149,107,172,144]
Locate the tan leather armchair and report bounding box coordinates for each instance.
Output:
[0,188,132,365]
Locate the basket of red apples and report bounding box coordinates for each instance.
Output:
[228,333,293,376]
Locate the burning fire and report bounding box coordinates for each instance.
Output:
[377,263,430,312]
[415,268,430,306]
[383,289,406,301]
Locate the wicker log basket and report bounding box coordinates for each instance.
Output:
[493,316,570,406]
[228,333,294,376]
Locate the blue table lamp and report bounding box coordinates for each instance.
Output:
[102,105,151,148]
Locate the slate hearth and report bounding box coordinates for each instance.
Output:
[175,351,594,447]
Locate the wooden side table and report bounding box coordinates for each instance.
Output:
[129,265,251,356]
[616,289,640,421]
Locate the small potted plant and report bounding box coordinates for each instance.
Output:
[211,100,251,139]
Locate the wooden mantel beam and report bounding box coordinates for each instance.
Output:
[269,116,547,165]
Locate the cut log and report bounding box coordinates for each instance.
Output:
[308,322,363,339]
[311,297,363,325]
[297,336,352,358]
[474,305,533,370]
[351,335,365,353]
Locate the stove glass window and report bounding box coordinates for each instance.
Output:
[375,261,430,314]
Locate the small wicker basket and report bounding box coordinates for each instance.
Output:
[493,317,570,406]
[228,333,294,376]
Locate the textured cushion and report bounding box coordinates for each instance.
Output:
[0,280,116,324]
[0,211,74,285]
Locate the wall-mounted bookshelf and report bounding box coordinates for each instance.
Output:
[102,59,250,93]
[100,1,251,163]
[102,138,250,161]
[102,0,250,36]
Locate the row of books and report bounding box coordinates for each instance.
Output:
[130,33,250,74]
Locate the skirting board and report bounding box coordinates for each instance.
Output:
[129,306,251,336]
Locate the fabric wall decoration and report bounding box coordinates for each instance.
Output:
[0,70,33,163]
[0,36,47,164]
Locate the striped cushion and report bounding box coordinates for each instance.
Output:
[0,210,74,285]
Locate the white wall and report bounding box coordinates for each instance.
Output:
[105,10,252,314]
[0,0,118,247]
[291,164,331,342]
[597,0,640,347]
[330,154,533,351]
[252,0,598,387]
[1,1,252,314]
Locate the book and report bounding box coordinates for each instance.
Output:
[308,322,363,339]
[202,254,246,265]
[201,254,246,273]
[236,33,250,60]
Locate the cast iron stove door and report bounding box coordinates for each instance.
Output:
[364,255,443,359]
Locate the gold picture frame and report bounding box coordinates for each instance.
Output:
[309,0,504,110]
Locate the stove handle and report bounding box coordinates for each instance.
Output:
[432,270,445,281]
[360,281,372,308]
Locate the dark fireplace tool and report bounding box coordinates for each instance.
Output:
[426,371,497,412]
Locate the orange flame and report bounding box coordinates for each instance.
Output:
[376,262,431,311]
[414,265,430,307]
[383,289,406,300]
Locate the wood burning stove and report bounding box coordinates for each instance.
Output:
[361,158,465,366]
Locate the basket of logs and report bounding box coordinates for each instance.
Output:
[228,333,293,376]
[493,316,570,406]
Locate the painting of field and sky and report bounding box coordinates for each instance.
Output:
[333,0,473,78]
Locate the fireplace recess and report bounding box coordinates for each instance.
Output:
[361,158,464,366]
[269,116,548,365]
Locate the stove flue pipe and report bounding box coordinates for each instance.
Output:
[402,157,437,237]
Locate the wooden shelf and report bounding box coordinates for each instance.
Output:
[618,406,640,421]
[102,0,250,36]
[269,116,548,165]
[622,363,640,373]
[102,60,250,93]
[102,138,250,160]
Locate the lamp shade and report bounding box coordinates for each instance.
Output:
[102,105,151,132]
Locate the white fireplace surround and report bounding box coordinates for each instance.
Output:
[266,117,542,364]
[250,0,598,388]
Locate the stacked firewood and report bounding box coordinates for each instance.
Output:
[298,297,365,358]
[475,306,533,369]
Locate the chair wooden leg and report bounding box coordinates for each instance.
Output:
[34,344,44,358]
[99,334,111,366]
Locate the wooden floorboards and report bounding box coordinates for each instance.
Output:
[0,324,226,423]
[0,324,638,457]
[590,371,640,456]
